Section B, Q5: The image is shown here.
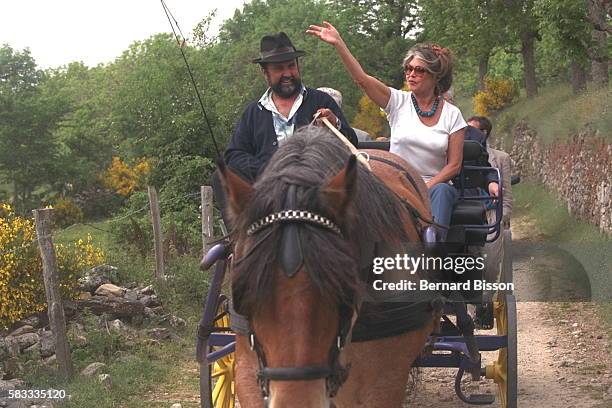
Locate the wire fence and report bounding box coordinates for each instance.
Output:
[0,190,211,257]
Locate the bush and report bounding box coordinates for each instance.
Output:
[101,157,151,197]
[74,187,124,220]
[0,204,105,328]
[473,77,519,116]
[52,197,84,228]
[352,95,389,138]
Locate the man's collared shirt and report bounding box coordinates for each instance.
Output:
[258,85,306,145]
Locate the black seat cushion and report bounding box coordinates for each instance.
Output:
[451,200,486,226]
[448,200,488,245]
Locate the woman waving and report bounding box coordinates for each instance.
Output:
[307,21,466,240]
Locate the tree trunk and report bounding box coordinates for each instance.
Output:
[590,28,609,86]
[570,61,587,94]
[520,31,538,98]
[478,55,489,91]
[586,0,610,85]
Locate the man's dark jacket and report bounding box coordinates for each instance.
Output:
[224,87,357,182]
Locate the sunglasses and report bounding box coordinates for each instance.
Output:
[404,65,429,76]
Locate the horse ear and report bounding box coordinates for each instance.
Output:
[320,155,357,218]
[217,160,254,216]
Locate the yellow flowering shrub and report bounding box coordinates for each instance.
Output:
[352,95,389,138]
[0,204,105,328]
[473,77,518,116]
[101,157,151,196]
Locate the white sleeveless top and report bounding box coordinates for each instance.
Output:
[384,88,466,182]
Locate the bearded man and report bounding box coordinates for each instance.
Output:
[224,32,357,182]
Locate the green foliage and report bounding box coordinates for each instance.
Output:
[112,191,152,258]
[535,0,591,62]
[0,45,65,213]
[419,0,507,92]
[112,154,214,256]
[157,255,210,316]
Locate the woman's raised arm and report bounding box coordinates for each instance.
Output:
[306,21,391,109]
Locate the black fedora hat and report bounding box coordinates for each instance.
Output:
[252,32,306,64]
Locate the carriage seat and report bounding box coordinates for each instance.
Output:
[447,140,491,245]
[357,140,492,246]
[447,201,487,245]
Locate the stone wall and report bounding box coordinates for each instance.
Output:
[506,121,612,234]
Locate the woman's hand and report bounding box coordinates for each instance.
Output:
[306,21,342,46]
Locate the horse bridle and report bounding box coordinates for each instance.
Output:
[240,184,355,404]
[248,304,353,402]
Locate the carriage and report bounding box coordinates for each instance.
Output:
[195,138,518,408]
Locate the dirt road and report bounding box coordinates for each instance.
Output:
[407,216,612,407]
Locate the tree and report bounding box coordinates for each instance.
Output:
[419,0,506,91]
[585,0,610,85]
[328,0,420,89]
[536,0,592,93]
[0,45,63,213]
[42,62,116,193]
[499,0,541,98]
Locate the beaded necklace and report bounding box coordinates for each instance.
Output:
[411,93,440,117]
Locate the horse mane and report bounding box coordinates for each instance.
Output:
[231,126,413,317]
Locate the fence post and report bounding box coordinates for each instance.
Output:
[147,186,165,280]
[33,208,74,380]
[201,186,214,255]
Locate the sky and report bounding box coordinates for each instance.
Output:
[0,0,247,69]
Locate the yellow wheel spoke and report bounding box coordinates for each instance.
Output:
[206,299,236,408]
[212,367,229,378]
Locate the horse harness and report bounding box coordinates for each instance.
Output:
[367,154,449,231]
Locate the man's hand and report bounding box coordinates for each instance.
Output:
[313,108,340,129]
[488,182,499,197]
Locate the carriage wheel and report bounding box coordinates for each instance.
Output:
[201,296,236,408]
[485,294,517,408]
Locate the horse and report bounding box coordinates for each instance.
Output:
[218,126,440,408]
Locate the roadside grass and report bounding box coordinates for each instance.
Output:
[21,320,199,408]
[37,220,209,406]
[513,183,611,243]
[513,181,612,340]
[495,83,612,147]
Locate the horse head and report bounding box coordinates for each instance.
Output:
[219,127,416,407]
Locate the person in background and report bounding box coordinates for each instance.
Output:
[467,116,512,226]
[307,22,470,240]
[468,115,513,328]
[224,32,357,182]
[317,86,372,143]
